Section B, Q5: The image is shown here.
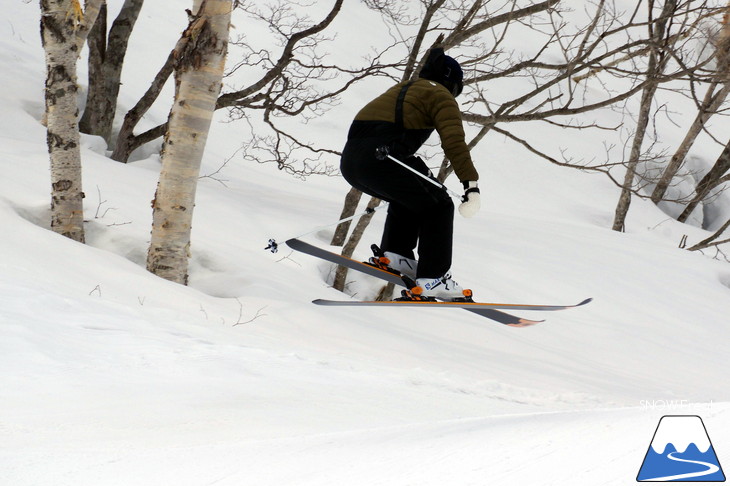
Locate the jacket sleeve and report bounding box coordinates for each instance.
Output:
[426,86,479,182]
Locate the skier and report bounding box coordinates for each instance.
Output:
[340,48,480,301]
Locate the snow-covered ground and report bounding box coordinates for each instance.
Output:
[2,2,729,485]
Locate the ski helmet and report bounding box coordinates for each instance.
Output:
[419,48,464,97]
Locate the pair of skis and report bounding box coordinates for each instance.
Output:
[285,238,591,327]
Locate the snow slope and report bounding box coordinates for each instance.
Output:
[2,2,729,485]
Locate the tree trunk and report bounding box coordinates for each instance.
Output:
[78,1,106,138]
[79,0,144,145]
[332,196,380,292]
[40,0,103,243]
[651,8,730,203]
[111,49,175,162]
[677,138,730,223]
[612,0,676,232]
[330,187,362,246]
[146,0,231,284]
[652,86,730,204]
[612,83,658,231]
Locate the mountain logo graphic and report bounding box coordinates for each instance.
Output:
[637,415,725,482]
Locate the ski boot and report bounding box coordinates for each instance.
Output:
[366,245,418,282]
[398,273,474,302]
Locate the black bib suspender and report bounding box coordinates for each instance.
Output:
[394,81,414,132]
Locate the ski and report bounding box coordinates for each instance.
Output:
[312,297,592,328]
[286,238,406,286]
[285,238,555,326]
[312,298,593,312]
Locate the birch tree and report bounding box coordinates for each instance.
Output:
[146,0,232,284]
[40,0,102,243]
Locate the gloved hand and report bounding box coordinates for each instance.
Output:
[458,181,480,218]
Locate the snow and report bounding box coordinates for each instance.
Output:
[2,2,729,485]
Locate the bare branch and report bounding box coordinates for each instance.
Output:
[688,218,730,251]
[217,0,344,109]
[441,0,561,49]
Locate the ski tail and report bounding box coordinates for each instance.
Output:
[286,238,406,286]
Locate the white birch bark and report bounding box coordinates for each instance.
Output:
[40,0,102,242]
[146,0,231,284]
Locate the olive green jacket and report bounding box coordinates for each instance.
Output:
[351,78,478,182]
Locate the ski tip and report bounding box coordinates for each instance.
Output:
[577,297,593,307]
[507,318,544,328]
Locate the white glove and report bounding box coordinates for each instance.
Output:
[458,181,480,218]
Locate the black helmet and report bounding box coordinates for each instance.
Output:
[419,48,464,97]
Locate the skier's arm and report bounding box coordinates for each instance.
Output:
[428,87,479,183]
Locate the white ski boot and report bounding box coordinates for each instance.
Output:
[368,246,417,281]
[382,251,418,280]
[411,273,473,301]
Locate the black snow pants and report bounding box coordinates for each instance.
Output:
[340,137,454,279]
